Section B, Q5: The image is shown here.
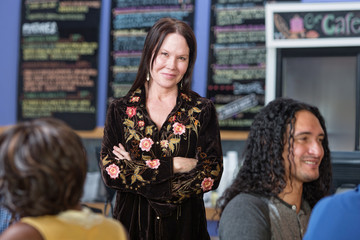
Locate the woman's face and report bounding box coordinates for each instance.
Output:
[149,33,189,90]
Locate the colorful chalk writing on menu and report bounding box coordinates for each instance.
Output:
[273,10,360,40]
[207,0,266,130]
[107,0,195,104]
[18,0,100,130]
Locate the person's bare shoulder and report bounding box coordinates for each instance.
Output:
[0,222,44,240]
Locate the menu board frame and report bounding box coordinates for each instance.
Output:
[266,2,360,48]
[17,0,101,130]
[265,2,360,104]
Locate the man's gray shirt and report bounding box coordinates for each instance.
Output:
[218,193,311,240]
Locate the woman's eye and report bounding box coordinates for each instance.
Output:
[179,57,187,61]
[161,52,168,56]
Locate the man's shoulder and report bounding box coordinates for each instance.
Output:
[233,192,268,201]
[220,193,271,238]
[226,193,269,212]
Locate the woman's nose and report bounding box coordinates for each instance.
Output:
[166,57,176,69]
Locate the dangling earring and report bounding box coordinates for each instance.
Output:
[146,73,150,82]
[180,80,183,90]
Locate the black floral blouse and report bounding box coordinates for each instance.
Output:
[100,86,223,240]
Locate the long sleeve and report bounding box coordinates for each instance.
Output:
[219,194,271,240]
[99,88,223,204]
[100,93,173,200]
[170,97,223,203]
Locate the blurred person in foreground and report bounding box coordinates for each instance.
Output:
[217,98,332,240]
[304,184,360,240]
[100,17,223,240]
[0,118,128,240]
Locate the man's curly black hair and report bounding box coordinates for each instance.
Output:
[217,97,332,214]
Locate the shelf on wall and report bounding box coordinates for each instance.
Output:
[76,128,249,140]
[220,130,248,140]
[0,126,249,140]
[75,127,104,139]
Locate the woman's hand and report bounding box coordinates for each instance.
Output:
[113,143,131,161]
[173,157,198,173]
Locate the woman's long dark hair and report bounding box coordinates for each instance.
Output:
[0,118,87,221]
[217,98,332,214]
[129,17,197,94]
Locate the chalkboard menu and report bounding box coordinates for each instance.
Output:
[17,0,101,130]
[207,0,266,130]
[273,10,360,40]
[107,0,195,103]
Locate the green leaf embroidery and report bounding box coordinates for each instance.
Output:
[142,155,151,161]
[136,174,145,182]
[131,174,137,184]
[102,155,111,166]
[169,138,180,152]
[211,165,221,177]
[170,138,180,144]
[123,119,134,128]
[145,126,153,135]
[192,107,201,113]
[169,143,175,152]
[126,134,134,142]
[120,173,126,184]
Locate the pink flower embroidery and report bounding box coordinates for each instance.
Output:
[160,140,169,148]
[146,159,160,169]
[138,120,145,127]
[201,177,214,191]
[126,106,137,118]
[139,137,154,152]
[130,96,140,103]
[106,164,120,179]
[172,122,186,135]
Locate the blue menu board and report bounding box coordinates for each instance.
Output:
[207,0,266,130]
[107,0,196,103]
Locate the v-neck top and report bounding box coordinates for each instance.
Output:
[100,86,223,240]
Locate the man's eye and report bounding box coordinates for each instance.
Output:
[297,137,307,142]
